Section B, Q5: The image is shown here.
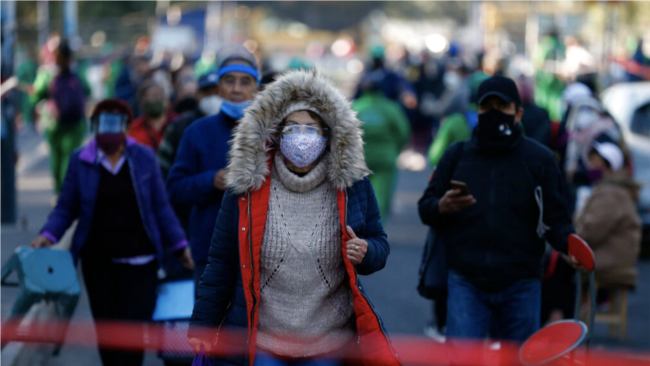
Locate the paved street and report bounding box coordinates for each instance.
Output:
[2,132,648,365]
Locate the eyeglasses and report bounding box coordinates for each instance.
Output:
[91,113,128,134]
[281,125,329,137]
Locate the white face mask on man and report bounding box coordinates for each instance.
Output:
[199,95,224,116]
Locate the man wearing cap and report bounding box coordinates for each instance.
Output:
[418,75,575,346]
[167,45,260,289]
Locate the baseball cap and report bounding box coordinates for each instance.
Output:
[561,82,592,106]
[197,70,220,90]
[477,75,522,107]
[592,141,624,172]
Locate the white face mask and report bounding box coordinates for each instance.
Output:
[575,107,600,129]
[199,95,224,116]
[443,71,462,90]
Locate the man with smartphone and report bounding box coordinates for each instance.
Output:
[418,75,574,351]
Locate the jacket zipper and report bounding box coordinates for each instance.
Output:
[215,302,232,344]
[487,168,496,265]
[247,192,257,346]
[345,191,402,365]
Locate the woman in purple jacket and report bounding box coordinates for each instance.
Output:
[31,99,193,366]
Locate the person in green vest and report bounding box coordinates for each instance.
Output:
[427,71,490,166]
[288,57,313,71]
[353,71,411,221]
[30,40,89,195]
[535,32,566,122]
[194,51,216,78]
[103,57,124,99]
[16,47,38,128]
[100,43,123,99]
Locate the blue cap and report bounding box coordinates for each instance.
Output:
[198,70,220,89]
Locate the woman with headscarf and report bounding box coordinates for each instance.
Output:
[188,70,400,366]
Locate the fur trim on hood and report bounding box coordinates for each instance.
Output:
[226,70,371,194]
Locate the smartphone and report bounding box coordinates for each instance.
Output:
[450,180,470,196]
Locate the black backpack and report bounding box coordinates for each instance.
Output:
[50,72,86,124]
[417,142,465,299]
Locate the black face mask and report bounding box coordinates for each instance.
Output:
[475,109,521,152]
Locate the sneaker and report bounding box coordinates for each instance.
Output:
[424,324,446,343]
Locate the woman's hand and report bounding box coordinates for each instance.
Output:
[30,235,53,248]
[346,226,368,265]
[180,247,195,270]
[188,337,212,354]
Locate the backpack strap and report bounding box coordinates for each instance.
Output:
[428,141,465,183]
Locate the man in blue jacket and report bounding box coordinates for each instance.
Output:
[167,45,260,290]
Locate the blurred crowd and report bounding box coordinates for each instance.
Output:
[10,22,649,366]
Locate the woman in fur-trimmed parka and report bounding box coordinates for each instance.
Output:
[188,70,401,366]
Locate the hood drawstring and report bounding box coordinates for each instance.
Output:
[535,186,550,239]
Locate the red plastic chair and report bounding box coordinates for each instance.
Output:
[519,234,596,366]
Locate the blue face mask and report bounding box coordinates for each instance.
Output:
[221,100,252,120]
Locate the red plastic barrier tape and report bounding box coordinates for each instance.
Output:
[2,319,649,366]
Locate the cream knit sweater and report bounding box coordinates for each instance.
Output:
[256,153,355,357]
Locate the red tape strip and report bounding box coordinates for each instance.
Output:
[2,319,649,366]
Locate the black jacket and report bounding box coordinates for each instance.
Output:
[157,108,205,180]
[521,103,552,149]
[418,131,574,291]
[156,107,204,254]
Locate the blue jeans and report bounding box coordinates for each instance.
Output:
[253,350,339,366]
[446,270,541,342]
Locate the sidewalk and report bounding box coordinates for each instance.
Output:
[2,130,54,321]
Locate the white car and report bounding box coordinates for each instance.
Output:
[601,82,650,225]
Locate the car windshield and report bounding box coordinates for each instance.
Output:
[631,102,650,138]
